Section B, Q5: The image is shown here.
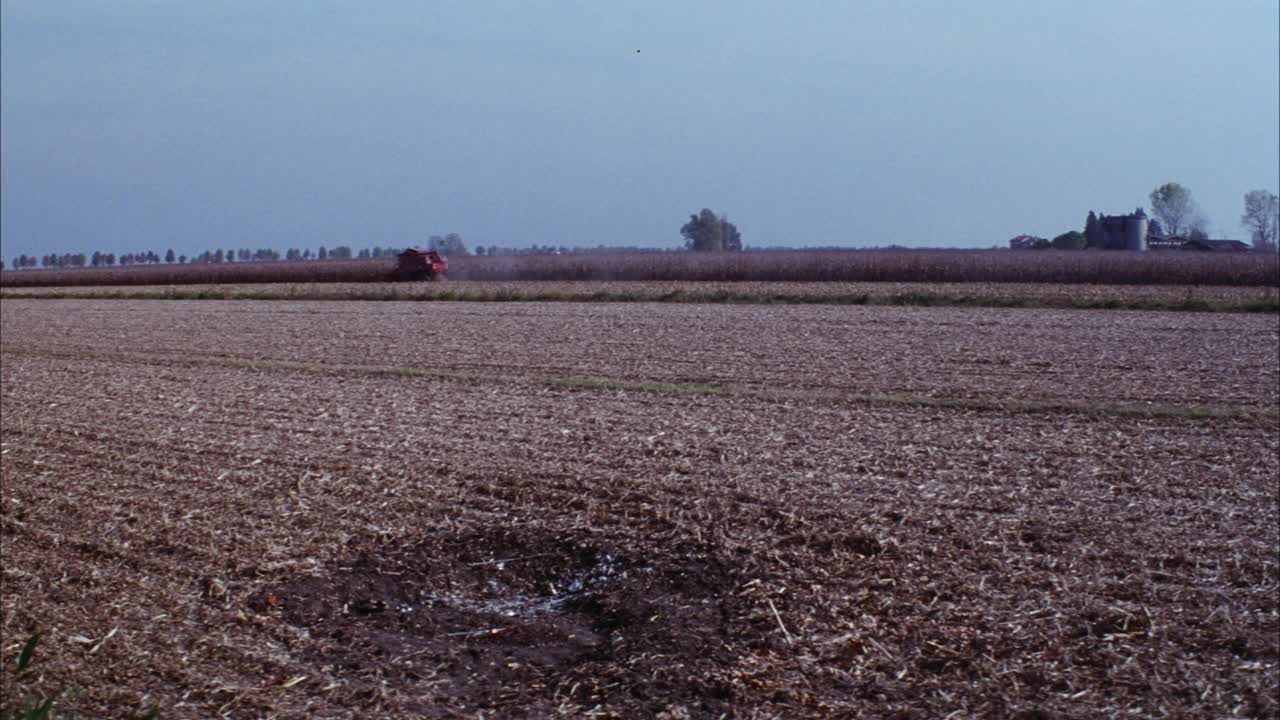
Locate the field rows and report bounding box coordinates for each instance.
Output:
[3,299,1276,412]
[4,280,1279,313]
[1,299,1277,718]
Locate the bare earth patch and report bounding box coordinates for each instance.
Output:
[1,299,1277,718]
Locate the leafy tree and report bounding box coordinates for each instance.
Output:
[1149,183,1199,237]
[428,233,468,255]
[178,255,187,264]
[317,246,328,260]
[722,216,743,251]
[681,208,724,251]
[444,233,468,255]
[1051,231,1087,250]
[1241,189,1279,251]
[680,209,742,251]
[165,249,176,263]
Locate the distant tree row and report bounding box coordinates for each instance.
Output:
[7,237,473,271]
[10,253,90,269]
[91,250,163,266]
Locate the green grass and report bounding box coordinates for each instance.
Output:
[0,632,92,720]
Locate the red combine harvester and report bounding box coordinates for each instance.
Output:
[394,248,448,281]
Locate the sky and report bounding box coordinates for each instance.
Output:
[2,1,1278,260]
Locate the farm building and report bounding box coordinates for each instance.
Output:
[1147,236,1252,252]
[1085,209,1148,251]
[1180,238,1252,252]
[1008,234,1048,250]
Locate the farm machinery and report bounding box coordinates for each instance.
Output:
[394,248,448,281]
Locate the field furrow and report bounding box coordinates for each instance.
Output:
[1,298,1276,718]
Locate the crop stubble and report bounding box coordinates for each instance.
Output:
[0,299,1277,718]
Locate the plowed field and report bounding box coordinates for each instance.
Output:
[2,299,1277,718]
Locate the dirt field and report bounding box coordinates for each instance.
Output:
[1,298,1277,718]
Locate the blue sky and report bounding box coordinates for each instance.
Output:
[2,1,1277,260]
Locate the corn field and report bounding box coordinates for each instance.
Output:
[2,249,1277,287]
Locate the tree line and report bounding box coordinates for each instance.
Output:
[7,234,471,272]
[5,213,750,271]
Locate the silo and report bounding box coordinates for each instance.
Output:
[1125,214,1148,251]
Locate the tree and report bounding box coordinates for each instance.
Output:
[428,233,468,255]
[165,249,176,263]
[1084,211,1101,247]
[722,216,743,251]
[1241,190,1279,252]
[681,208,724,251]
[317,246,328,260]
[1149,183,1199,237]
[1052,231,1087,250]
[443,233,468,255]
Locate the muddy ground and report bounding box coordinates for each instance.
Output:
[1,299,1277,718]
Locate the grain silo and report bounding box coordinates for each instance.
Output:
[1124,208,1148,251]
